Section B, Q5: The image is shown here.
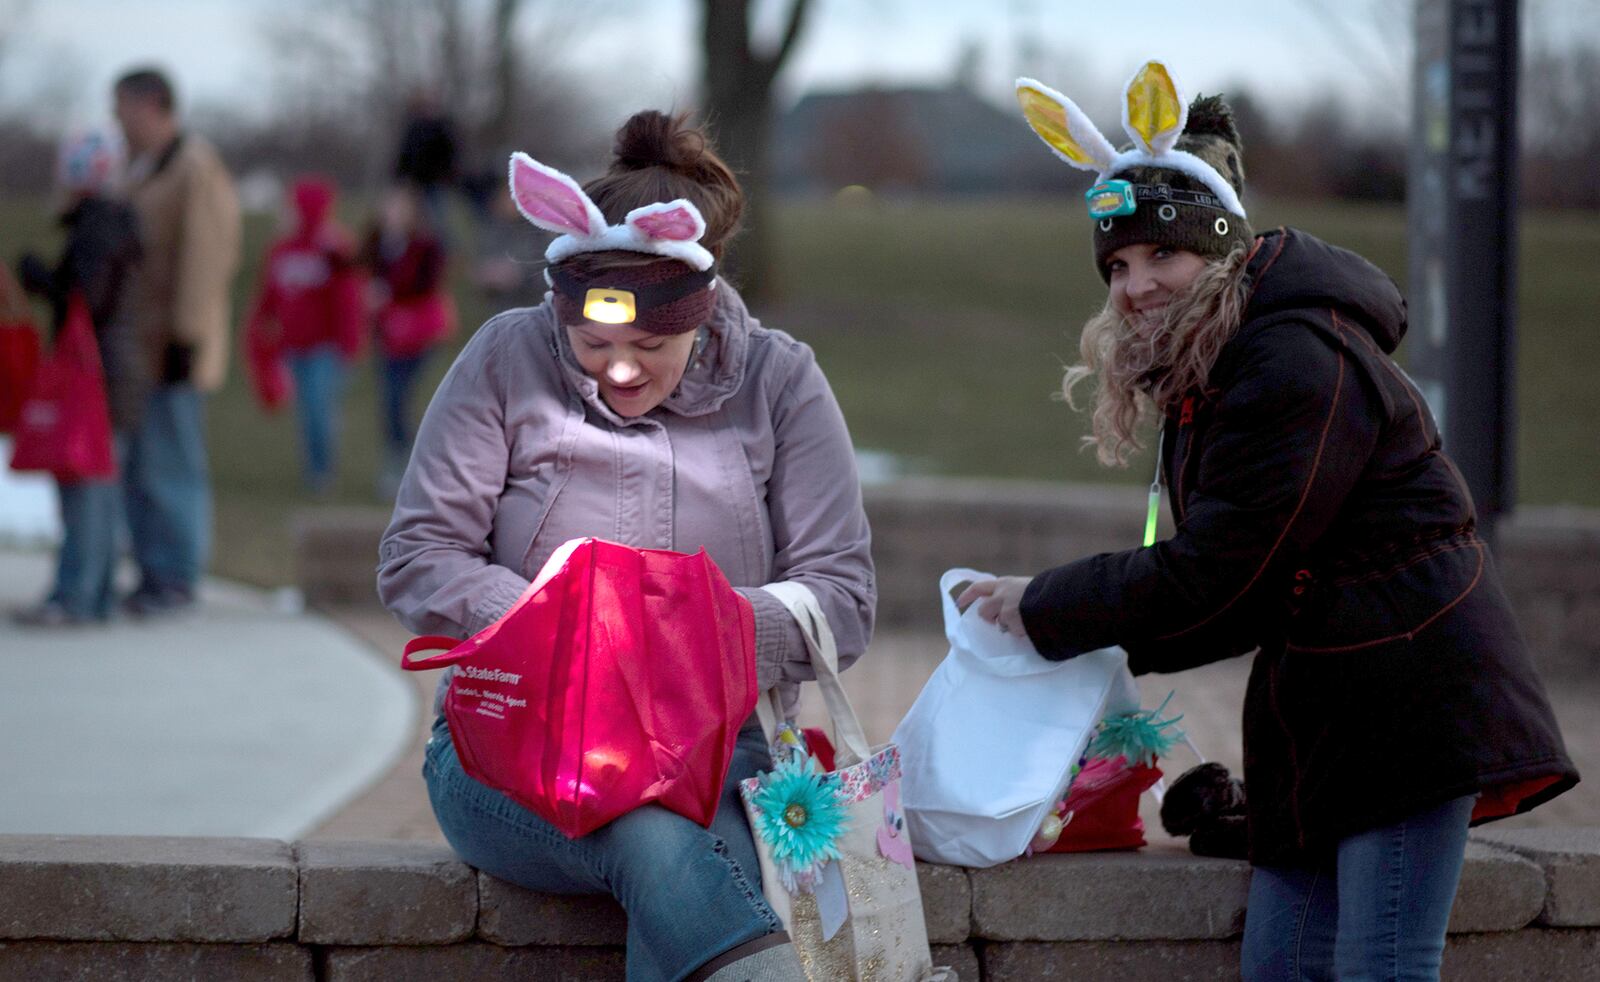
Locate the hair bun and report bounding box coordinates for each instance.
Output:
[613,110,705,174]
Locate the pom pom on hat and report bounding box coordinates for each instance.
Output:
[57,128,124,194]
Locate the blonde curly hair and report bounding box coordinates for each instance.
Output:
[1063,246,1251,467]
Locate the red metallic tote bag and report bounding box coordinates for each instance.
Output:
[403,537,759,838]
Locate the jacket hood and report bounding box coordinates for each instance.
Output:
[1242,228,1407,353]
[551,277,752,424]
[291,176,335,238]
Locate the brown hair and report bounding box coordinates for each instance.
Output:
[577,110,744,266]
[1063,246,1250,467]
[114,68,176,112]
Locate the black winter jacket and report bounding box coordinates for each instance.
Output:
[18,197,147,432]
[1020,228,1577,866]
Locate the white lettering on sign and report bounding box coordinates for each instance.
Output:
[1452,0,1500,202]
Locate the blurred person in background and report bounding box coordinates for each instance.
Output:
[360,184,456,500]
[393,88,458,243]
[112,67,240,617]
[12,128,146,626]
[242,176,365,496]
[468,185,544,300]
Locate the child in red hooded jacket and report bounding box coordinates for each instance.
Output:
[243,176,366,494]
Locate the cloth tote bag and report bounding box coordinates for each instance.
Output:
[739,582,950,982]
[891,567,1140,868]
[403,537,758,838]
[9,295,116,481]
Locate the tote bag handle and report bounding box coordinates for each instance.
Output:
[753,581,872,766]
[400,635,475,671]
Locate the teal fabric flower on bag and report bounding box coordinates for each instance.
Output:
[1090,690,1185,768]
[751,754,849,892]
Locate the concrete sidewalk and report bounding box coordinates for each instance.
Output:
[0,550,416,840]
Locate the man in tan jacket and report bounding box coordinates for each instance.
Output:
[113,68,240,616]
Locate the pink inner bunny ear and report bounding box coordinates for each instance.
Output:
[628,202,704,242]
[509,153,600,236]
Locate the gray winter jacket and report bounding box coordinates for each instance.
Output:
[376,282,874,715]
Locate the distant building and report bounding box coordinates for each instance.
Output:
[772,84,1071,196]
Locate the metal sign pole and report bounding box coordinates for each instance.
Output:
[1408,0,1520,543]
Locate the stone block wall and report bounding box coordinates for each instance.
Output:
[300,480,1600,678]
[4,831,1600,980]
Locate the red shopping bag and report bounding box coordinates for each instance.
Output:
[1043,756,1162,853]
[403,537,759,839]
[9,295,115,480]
[0,316,40,432]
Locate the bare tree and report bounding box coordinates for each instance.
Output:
[699,0,813,300]
[255,0,603,187]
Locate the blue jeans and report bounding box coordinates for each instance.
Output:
[50,461,123,619]
[379,352,428,460]
[423,717,780,982]
[1241,794,1476,982]
[286,345,346,489]
[122,384,209,597]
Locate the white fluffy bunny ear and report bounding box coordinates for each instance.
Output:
[1122,60,1188,156]
[508,152,605,238]
[625,200,706,244]
[1016,77,1117,173]
[622,200,714,270]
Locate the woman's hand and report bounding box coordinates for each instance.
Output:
[955,576,1032,637]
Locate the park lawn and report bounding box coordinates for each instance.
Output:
[1,195,1595,588]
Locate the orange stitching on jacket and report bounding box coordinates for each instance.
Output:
[1154,344,1348,641]
[1243,229,1290,309]
[1284,540,1486,653]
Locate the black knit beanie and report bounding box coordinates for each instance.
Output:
[1091,95,1252,281]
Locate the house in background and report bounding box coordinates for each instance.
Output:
[772,83,1068,196]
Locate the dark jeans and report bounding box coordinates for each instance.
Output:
[380,352,429,460]
[1241,794,1475,981]
[423,717,779,982]
[122,384,209,597]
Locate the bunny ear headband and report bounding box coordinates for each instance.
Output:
[509,152,717,333]
[1016,60,1245,219]
[1016,60,1253,280]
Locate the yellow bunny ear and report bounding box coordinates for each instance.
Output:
[1123,60,1187,155]
[1016,78,1116,173]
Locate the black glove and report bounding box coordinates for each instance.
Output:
[161,342,195,384]
[1160,762,1248,860]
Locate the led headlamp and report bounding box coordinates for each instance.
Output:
[547,265,716,326]
[1085,179,1231,220]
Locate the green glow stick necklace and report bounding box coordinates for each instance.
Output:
[1144,425,1165,547]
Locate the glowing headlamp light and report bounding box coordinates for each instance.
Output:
[1086,180,1137,220]
[583,288,637,324]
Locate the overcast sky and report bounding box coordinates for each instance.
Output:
[2,0,1593,132]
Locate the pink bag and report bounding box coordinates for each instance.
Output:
[378,293,456,358]
[403,537,758,838]
[9,295,115,480]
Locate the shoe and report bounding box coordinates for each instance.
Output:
[11,601,97,628]
[121,586,197,619]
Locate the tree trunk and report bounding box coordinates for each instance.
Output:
[699,0,811,302]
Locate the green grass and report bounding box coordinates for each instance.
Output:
[3,194,1596,587]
